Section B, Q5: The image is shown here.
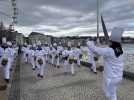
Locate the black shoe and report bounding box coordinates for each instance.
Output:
[4,79,10,83]
[40,75,44,78]
[0,85,7,91]
[64,72,67,75]
[57,66,60,68]
[93,72,97,74]
[10,68,13,71]
[32,68,35,70]
[35,66,38,68]
[72,73,75,76]
[37,74,40,77]
[90,69,93,71]
[78,65,80,67]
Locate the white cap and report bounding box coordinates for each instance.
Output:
[2,37,6,43]
[28,45,31,48]
[59,42,61,45]
[110,27,124,43]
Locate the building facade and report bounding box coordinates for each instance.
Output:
[0,22,16,44]
[16,33,24,45]
[28,32,52,45]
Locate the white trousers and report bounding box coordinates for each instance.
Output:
[64,60,68,73]
[40,64,45,76]
[37,63,45,76]
[24,53,28,63]
[36,58,46,76]
[56,56,60,66]
[45,54,48,62]
[51,55,55,64]
[88,56,96,72]
[77,58,80,65]
[70,63,75,74]
[30,56,36,69]
[103,77,122,100]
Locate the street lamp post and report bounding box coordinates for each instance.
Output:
[11,0,18,28]
[97,0,100,45]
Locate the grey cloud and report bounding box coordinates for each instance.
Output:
[100,0,134,33]
[0,0,134,37]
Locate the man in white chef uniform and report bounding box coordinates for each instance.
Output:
[56,42,64,68]
[62,46,69,74]
[29,44,36,70]
[43,42,50,63]
[75,43,82,67]
[87,27,124,100]
[1,41,13,83]
[8,42,15,71]
[22,44,30,63]
[68,43,75,75]
[35,41,45,78]
[51,43,57,66]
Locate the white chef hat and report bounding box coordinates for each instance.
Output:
[86,40,94,47]
[7,41,12,46]
[50,44,52,47]
[110,27,124,43]
[67,41,71,47]
[33,44,36,47]
[53,43,57,46]
[2,37,7,44]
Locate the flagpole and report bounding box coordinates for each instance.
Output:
[97,0,100,45]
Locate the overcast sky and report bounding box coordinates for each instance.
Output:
[0,0,134,37]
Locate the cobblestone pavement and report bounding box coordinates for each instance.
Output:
[9,57,134,100]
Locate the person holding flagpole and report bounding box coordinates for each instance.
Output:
[87,27,124,100]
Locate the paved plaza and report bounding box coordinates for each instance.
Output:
[8,56,134,100]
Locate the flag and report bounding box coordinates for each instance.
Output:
[101,15,109,43]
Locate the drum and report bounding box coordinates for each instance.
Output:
[1,58,8,66]
[37,58,43,65]
[69,56,74,64]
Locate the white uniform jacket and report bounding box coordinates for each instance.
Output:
[88,42,124,79]
[35,49,45,67]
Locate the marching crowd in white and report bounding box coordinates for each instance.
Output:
[0,27,124,100]
[22,40,97,78]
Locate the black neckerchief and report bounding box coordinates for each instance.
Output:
[109,41,123,58]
